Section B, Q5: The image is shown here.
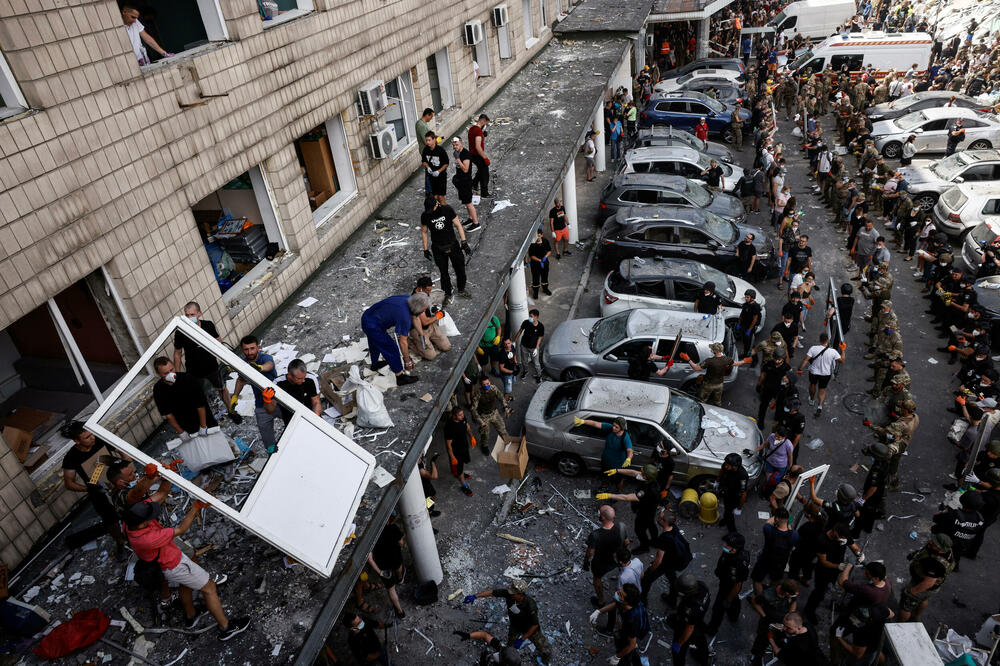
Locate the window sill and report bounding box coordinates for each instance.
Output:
[314,189,360,228]
[0,105,30,124]
[391,138,418,161]
[138,41,229,74]
[223,252,298,317]
[261,8,312,29]
[525,37,540,49]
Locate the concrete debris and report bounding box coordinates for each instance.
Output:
[490,200,516,213]
[496,533,536,546]
[120,607,145,634]
[492,484,512,495]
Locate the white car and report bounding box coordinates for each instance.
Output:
[620,146,745,194]
[601,257,766,331]
[960,219,1000,274]
[933,182,1000,238]
[654,69,744,94]
[899,150,1000,211]
[873,107,1000,159]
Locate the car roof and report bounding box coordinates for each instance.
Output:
[636,126,698,140]
[625,145,703,161]
[908,107,984,120]
[953,181,1000,195]
[649,90,713,103]
[616,205,707,224]
[625,308,723,341]
[618,256,719,281]
[952,149,1000,162]
[613,173,689,190]
[578,378,671,422]
[686,57,742,66]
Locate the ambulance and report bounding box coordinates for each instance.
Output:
[765,0,857,43]
[786,31,933,78]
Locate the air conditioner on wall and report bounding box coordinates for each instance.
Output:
[369,126,396,159]
[464,20,484,46]
[357,80,387,117]
[492,5,509,27]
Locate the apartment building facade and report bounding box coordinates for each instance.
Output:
[0,0,564,569]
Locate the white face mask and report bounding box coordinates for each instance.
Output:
[186,315,198,323]
[356,620,365,630]
[164,372,177,383]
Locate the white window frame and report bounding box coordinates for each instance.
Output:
[539,0,547,32]
[523,0,538,48]
[262,0,315,28]
[498,24,513,59]
[85,316,376,578]
[432,48,455,109]
[385,72,418,159]
[313,113,359,227]
[0,49,28,119]
[196,0,230,41]
[475,35,493,77]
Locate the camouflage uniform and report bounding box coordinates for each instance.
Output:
[863,266,895,319]
[852,80,870,111]
[752,331,787,367]
[871,350,904,397]
[730,112,743,151]
[872,82,889,105]
[871,329,904,364]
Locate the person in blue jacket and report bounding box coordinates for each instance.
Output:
[362,292,437,386]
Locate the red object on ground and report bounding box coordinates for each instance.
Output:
[34,608,110,658]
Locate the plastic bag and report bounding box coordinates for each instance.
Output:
[438,311,461,337]
[177,430,236,474]
[344,365,394,428]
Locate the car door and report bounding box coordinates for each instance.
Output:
[624,418,666,459]
[654,338,701,386]
[642,224,678,255]
[633,279,668,308]
[914,118,951,152]
[597,337,655,376]
[957,163,995,183]
[688,102,716,130]
[619,188,661,205]
[666,278,702,312]
[669,101,697,131]
[675,226,718,264]
[562,414,613,468]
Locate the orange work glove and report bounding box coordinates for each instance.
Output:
[450,457,459,476]
[743,357,753,364]
[192,500,211,511]
[809,477,816,486]
[262,387,275,404]
[144,463,158,479]
[862,418,871,426]
[165,458,183,472]
[948,345,957,352]
[804,303,813,310]
[956,395,966,405]
[679,352,690,361]
[796,369,803,375]
[839,342,847,351]
[470,436,477,449]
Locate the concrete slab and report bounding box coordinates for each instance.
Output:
[555,0,654,35]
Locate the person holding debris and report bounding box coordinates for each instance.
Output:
[590,582,649,666]
[342,611,393,665]
[107,459,170,518]
[368,513,407,619]
[231,335,279,452]
[678,342,751,406]
[896,533,955,622]
[360,294,425,387]
[584,505,629,608]
[264,358,322,424]
[60,421,129,559]
[444,407,474,496]
[749,578,799,666]
[152,356,218,437]
[464,579,552,664]
[598,464,664,554]
[421,196,473,305]
[750,506,798,594]
[767,611,822,665]
[173,301,241,424]
[449,136,481,232]
[470,374,509,447]
[123,499,250,639]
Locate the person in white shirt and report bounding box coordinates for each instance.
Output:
[797,332,846,415]
[122,5,172,66]
[584,131,597,181]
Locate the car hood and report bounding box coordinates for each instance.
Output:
[690,405,762,467]
[898,165,936,185]
[871,119,899,137]
[548,318,600,357]
[703,142,737,163]
[708,192,745,220]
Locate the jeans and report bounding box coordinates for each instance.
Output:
[519,345,541,377]
[502,373,515,394]
[254,405,277,451]
[611,137,622,160]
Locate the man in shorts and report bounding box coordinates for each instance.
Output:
[173,301,240,423]
[584,131,597,181]
[124,499,249,639]
[421,131,449,205]
[797,332,846,416]
[549,198,571,258]
[450,136,481,232]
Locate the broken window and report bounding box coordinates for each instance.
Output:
[193,166,286,301]
[425,48,455,111]
[474,36,493,78]
[259,0,315,25]
[294,113,359,227]
[385,72,419,157]
[116,0,229,67]
[0,271,138,477]
[522,0,536,47]
[0,48,26,119]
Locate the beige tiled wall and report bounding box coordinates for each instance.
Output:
[0,0,556,568]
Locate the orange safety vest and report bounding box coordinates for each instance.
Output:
[661,41,671,55]
[735,17,742,30]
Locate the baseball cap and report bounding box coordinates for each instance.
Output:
[124,500,161,529]
[977,397,998,409]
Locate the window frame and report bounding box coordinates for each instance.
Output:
[522,0,537,48]
[306,113,360,228]
[261,0,315,28]
[0,48,28,119]
[384,71,419,158]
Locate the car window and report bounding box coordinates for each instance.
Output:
[677,227,709,244]
[608,338,655,360]
[654,102,672,113]
[962,119,986,129]
[631,161,651,173]
[620,189,661,204]
[677,341,700,362]
[626,419,664,449]
[921,119,949,132]
[644,226,675,243]
[962,164,994,181]
[984,199,1000,215]
[665,101,688,113]
[663,390,701,452]
[650,161,677,174]
[591,311,630,353]
[680,162,703,178]
[655,337,681,357]
[543,379,586,419]
[608,271,637,294]
[673,280,702,302]
[658,193,689,205]
[570,415,614,437]
[689,102,710,115]
[830,54,864,71]
[635,280,667,298]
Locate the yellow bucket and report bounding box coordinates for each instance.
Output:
[678,487,700,519]
[698,491,720,525]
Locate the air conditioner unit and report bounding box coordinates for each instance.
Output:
[492,5,509,27]
[369,126,396,159]
[464,20,484,46]
[357,80,387,117]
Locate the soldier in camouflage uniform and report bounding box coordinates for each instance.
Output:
[883,373,914,420]
[873,399,919,491]
[814,70,829,115]
[870,350,905,397]
[835,96,854,144]
[869,327,904,370]
[898,534,956,621]
[782,75,799,120]
[852,78,870,111]
[751,331,788,368]
[865,299,897,348]
[872,80,889,105]
[863,263,894,321]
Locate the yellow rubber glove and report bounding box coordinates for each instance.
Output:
[229,395,239,410]
[622,458,632,468]
[573,417,585,426]
[493,335,501,346]
[603,469,617,477]
[595,493,611,500]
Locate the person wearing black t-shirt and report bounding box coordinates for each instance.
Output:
[737,290,762,357]
[368,515,406,618]
[768,612,821,665]
[513,309,545,381]
[700,159,725,190]
[341,612,391,665]
[151,356,217,436]
[549,198,571,258]
[449,136,480,231]
[173,301,241,423]
[421,197,472,303]
[526,229,552,298]
[786,236,813,278]
[735,234,758,280]
[444,407,474,496]
[265,358,321,424]
[60,421,128,558]
[695,282,722,315]
[421,131,450,203]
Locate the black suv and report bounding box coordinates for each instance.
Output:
[599,173,746,222]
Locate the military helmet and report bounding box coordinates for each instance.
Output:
[770,331,784,343]
[676,573,699,595]
[837,483,858,503]
[985,468,1000,486]
[989,440,1000,456]
[939,252,954,263]
[891,373,910,386]
[641,464,659,482]
[868,443,891,460]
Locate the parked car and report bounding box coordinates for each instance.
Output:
[959,218,1000,274]
[654,69,744,93]
[542,309,737,388]
[660,58,746,82]
[620,146,745,193]
[523,376,763,486]
[638,92,751,143]
[899,150,1000,211]
[931,182,1000,237]
[599,173,746,222]
[632,126,735,163]
[972,276,1000,351]
[601,257,767,330]
[872,107,1000,159]
[865,91,986,123]
[596,206,775,277]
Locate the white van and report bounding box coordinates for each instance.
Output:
[787,31,933,77]
[766,0,856,43]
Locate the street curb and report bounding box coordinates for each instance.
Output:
[567,241,599,321]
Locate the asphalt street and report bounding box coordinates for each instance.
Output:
[348,117,1000,666]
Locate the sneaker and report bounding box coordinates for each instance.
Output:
[394,608,406,620]
[212,573,228,586]
[461,485,474,496]
[464,221,482,233]
[462,473,474,480]
[458,289,472,298]
[564,250,572,256]
[218,616,251,641]
[808,396,816,406]
[443,294,453,306]
[372,359,389,371]
[397,374,419,386]
[555,253,561,260]
[429,509,442,517]
[542,287,552,295]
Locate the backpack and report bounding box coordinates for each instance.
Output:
[629,604,651,640]
[669,529,694,571]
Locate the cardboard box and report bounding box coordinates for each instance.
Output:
[22,445,50,473]
[1,427,32,462]
[308,190,331,209]
[319,364,357,415]
[2,407,59,435]
[491,434,528,479]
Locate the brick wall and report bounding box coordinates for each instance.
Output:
[0,0,559,569]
